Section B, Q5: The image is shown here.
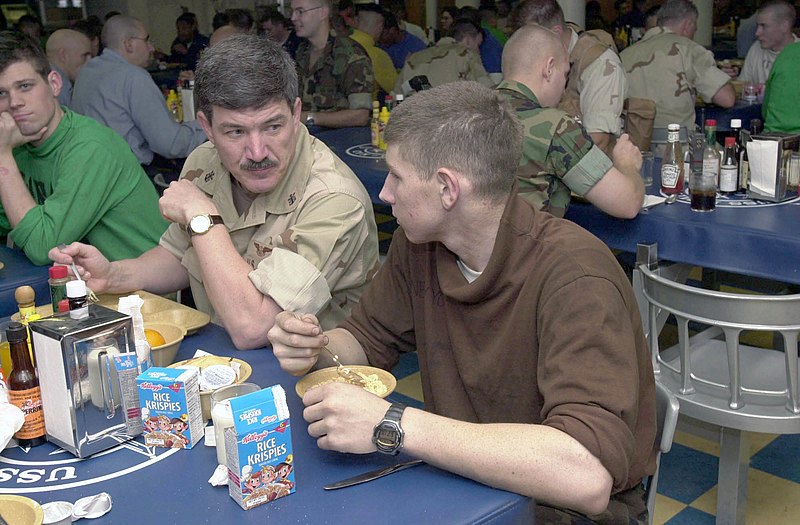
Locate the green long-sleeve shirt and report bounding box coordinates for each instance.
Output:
[0,108,168,265]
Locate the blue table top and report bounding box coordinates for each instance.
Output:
[696,102,762,132]
[0,323,534,524]
[566,172,800,285]
[313,126,387,205]
[0,245,50,318]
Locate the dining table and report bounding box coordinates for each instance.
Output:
[695,102,762,132]
[0,321,535,524]
[0,245,50,318]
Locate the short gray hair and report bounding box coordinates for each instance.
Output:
[759,0,796,27]
[384,82,522,202]
[194,34,298,122]
[656,0,698,26]
[101,15,143,50]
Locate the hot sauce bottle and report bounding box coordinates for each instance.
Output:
[6,321,46,447]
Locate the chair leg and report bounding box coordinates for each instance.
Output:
[716,427,749,525]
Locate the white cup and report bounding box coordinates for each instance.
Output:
[210,383,259,465]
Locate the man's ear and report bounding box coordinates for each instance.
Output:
[196,110,214,144]
[436,168,460,211]
[543,56,556,81]
[292,97,302,124]
[47,70,63,98]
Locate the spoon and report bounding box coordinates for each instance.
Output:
[322,346,366,387]
[57,243,99,303]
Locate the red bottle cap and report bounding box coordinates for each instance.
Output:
[725,136,736,146]
[49,265,68,279]
[705,119,716,126]
[57,299,70,313]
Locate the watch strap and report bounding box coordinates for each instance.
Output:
[373,402,406,455]
[187,214,224,236]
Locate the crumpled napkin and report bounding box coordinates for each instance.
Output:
[0,387,25,451]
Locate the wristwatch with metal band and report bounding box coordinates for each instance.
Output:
[372,402,406,455]
[186,214,224,236]
[306,112,315,126]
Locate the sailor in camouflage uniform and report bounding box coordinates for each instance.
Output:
[292,0,374,128]
[498,25,644,219]
[394,18,493,95]
[621,0,734,136]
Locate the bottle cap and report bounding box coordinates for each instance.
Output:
[14,285,35,305]
[725,136,736,146]
[58,299,70,313]
[705,119,716,126]
[49,265,68,279]
[6,321,26,343]
[730,119,742,128]
[66,280,87,298]
[667,123,680,131]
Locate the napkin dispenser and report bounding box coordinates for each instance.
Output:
[29,305,141,458]
[744,132,800,202]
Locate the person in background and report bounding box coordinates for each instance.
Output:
[644,4,661,31]
[737,12,759,58]
[0,32,167,265]
[499,25,644,219]
[46,29,92,108]
[478,4,509,45]
[16,15,43,45]
[382,0,429,44]
[511,0,627,155]
[351,4,397,97]
[495,0,513,34]
[459,7,504,74]
[226,8,254,32]
[72,15,207,174]
[738,0,798,84]
[51,35,378,350]
[292,0,373,128]
[168,12,208,71]
[267,79,656,524]
[586,0,610,31]
[212,11,230,31]
[209,24,248,47]
[73,16,103,57]
[622,0,734,142]
[438,6,459,39]
[379,10,427,70]
[763,41,800,132]
[619,0,648,28]
[337,0,358,31]
[259,10,300,58]
[394,18,493,96]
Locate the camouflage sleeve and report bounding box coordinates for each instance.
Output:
[686,42,731,103]
[342,47,374,110]
[578,48,627,135]
[548,116,613,196]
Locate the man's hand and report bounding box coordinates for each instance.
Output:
[303,382,390,454]
[159,179,218,226]
[611,133,643,175]
[268,312,327,376]
[48,242,114,293]
[0,112,46,154]
[172,43,189,55]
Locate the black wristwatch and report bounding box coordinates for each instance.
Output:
[372,402,406,455]
[186,214,224,236]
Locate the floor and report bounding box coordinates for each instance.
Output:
[374,207,800,524]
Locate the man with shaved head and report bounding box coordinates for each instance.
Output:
[498,25,644,219]
[46,29,92,107]
[72,15,206,172]
[739,0,799,84]
[350,4,396,96]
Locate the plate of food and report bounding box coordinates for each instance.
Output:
[295,365,396,398]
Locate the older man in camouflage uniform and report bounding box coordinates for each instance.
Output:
[621,0,734,142]
[292,0,374,128]
[510,0,627,156]
[394,18,493,96]
[498,25,644,220]
[51,35,379,351]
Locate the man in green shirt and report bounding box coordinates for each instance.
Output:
[0,31,167,265]
[763,41,800,133]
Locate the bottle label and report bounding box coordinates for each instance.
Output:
[9,386,45,439]
[720,166,738,192]
[661,164,680,188]
[667,130,680,142]
[740,159,750,188]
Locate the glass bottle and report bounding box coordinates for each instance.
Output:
[48,265,70,311]
[729,118,742,159]
[703,121,721,185]
[720,137,738,195]
[7,321,46,448]
[66,280,89,320]
[660,124,684,194]
[370,101,380,148]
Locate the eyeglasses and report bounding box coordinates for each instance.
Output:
[290,6,323,17]
[130,35,151,44]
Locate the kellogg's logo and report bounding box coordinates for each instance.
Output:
[241,430,269,445]
[261,414,277,425]
[139,382,162,392]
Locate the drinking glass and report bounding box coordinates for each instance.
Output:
[211,382,260,465]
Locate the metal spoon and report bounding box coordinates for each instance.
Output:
[57,244,99,303]
[322,346,366,387]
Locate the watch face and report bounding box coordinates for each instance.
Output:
[190,215,212,234]
[374,421,402,453]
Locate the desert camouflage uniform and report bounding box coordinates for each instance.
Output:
[159,126,379,331]
[621,27,730,131]
[295,35,374,112]
[559,27,627,147]
[496,79,614,218]
[393,37,493,95]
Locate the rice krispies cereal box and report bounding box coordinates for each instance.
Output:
[226,385,294,510]
[136,367,204,449]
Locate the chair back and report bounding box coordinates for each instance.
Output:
[637,263,800,435]
[645,381,680,525]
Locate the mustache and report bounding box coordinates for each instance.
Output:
[240,158,278,171]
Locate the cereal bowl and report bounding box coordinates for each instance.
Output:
[142,322,186,367]
[295,365,396,398]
